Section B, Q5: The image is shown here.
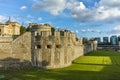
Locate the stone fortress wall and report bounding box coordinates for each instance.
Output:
[0,36,13,59]
[30,23,97,68]
[84,40,97,54]
[12,32,31,62]
[0,32,31,68]
[0,23,97,69]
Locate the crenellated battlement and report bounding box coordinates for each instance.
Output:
[30,23,77,41]
[30,23,97,68]
[0,23,97,69]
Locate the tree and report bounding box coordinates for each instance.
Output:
[26,26,31,32]
[20,26,26,35]
[51,27,55,33]
[51,27,55,35]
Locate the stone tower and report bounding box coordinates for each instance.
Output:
[93,40,98,50]
[30,23,84,68]
[30,23,52,68]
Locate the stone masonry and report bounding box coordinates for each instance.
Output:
[0,23,97,69]
[30,23,97,68]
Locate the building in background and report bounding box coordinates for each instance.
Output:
[110,36,118,45]
[103,37,109,45]
[95,37,101,45]
[83,37,88,44]
[0,17,20,36]
[118,36,120,41]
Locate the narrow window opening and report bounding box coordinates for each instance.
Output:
[60,31,64,36]
[47,45,52,49]
[37,45,41,49]
[37,33,39,36]
[68,44,70,46]
[56,44,61,48]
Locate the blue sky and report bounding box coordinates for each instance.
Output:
[0,0,120,38]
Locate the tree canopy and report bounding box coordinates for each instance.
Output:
[20,26,26,35]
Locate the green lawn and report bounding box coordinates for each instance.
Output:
[1,50,120,80]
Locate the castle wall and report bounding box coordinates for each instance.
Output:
[0,36,13,59]
[0,36,13,42]
[73,45,84,60]
[0,42,12,59]
[0,23,98,69]
[0,32,31,68]
[31,30,87,69]
[0,25,4,35]
[84,44,93,54]
[12,32,31,62]
[84,41,97,54]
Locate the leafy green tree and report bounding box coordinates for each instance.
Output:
[51,27,55,33]
[20,26,26,35]
[26,26,31,32]
[51,27,55,35]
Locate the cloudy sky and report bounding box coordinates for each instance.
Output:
[0,0,120,38]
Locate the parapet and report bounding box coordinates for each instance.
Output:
[30,24,80,45]
[29,23,51,32]
[53,30,75,37]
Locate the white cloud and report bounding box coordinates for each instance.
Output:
[20,6,27,11]
[0,15,7,22]
[67,1,86,10]
[80,29,102,33]
[25,21,32,24]
[113,25,120,31]
[27,15,34,19]
[67,1,87,19]
[32,0,66,16]
[31,0,120,23]
[67,0,120,23]
[75,30,79,33]
[108,25,120,34]
[96,30,102,33]
[38,17,42,21]
[99,0,120,8]
[81,29,94,33]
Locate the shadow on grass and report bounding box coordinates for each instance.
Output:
[1,50,120,80]
[72,62,112,66]
[1,68,120,80]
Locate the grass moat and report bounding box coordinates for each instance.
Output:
[1,50,120,80]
